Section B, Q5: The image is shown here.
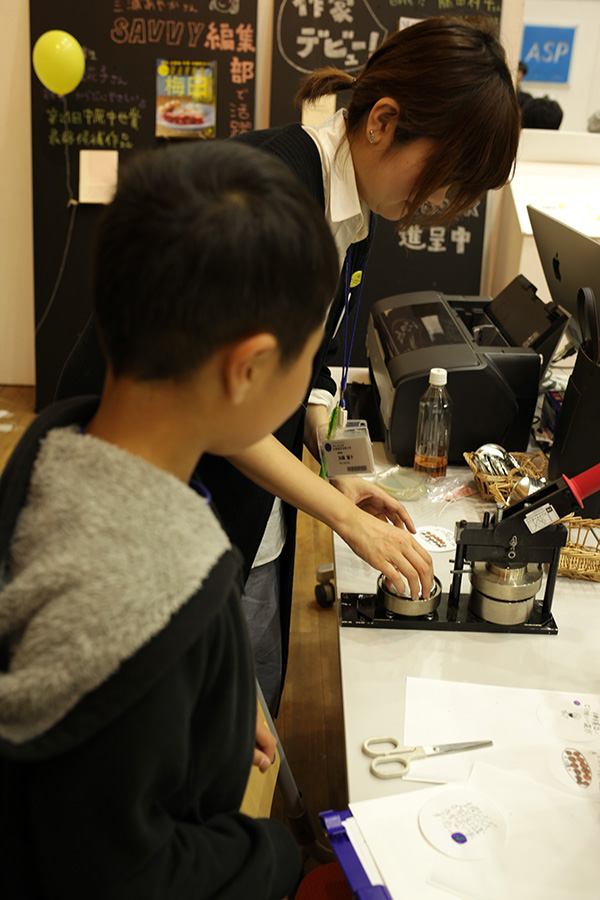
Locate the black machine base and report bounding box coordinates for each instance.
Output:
[340,591,558,635]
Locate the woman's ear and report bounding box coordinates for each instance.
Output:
[366,97,400,147]
[222,333,278,405]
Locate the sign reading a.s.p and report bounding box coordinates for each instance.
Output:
[521,25,575,84]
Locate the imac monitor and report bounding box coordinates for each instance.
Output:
[527,204,600,346]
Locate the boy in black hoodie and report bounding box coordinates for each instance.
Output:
[0,140,338,899]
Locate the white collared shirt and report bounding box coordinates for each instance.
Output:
[303,108,371,268]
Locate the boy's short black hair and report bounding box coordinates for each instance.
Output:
[92,141,339,381]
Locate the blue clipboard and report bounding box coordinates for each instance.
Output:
[319,809,393,899]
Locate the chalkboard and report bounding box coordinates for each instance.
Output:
[270,0,504,365]
[30,1,258,409]
[270,0,502,125]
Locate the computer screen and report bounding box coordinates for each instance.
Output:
[527,204,600,346]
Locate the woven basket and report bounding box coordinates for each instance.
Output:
[463,450,547,504]
[557,518,600,582]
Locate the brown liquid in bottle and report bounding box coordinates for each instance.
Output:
[413,453,448,478]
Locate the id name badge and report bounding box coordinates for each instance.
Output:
[317,418,375,479]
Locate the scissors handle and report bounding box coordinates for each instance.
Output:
[361,736,402,758]
[362,737,423,779]
[369,753,411,779]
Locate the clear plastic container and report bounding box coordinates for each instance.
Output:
[376,466,427,501]
[413,367,452,478]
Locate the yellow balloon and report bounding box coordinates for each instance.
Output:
[32,30,85,96]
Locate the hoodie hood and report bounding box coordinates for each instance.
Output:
[0,423,231,746]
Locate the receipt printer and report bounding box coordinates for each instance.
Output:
[367,281,566,465]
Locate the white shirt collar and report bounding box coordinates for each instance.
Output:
[303,109,370,264]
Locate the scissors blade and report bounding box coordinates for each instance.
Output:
[422,740,493,757]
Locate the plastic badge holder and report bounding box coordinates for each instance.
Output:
[317,419,375,479]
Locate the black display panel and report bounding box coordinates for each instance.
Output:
[30,1,258,408]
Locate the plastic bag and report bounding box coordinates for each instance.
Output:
[426,472,479,503]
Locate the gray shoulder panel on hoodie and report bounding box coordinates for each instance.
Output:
[0,427,231,744]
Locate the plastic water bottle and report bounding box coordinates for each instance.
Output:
[413,367,452,478]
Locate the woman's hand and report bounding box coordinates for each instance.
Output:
[330,475,416,531]
[227,435,434,601]
[332,495,433,600]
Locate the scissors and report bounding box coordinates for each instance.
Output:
[362,736,493,779]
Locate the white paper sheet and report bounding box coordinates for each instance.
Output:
[350,783,464,900]
[78,149,118,204]
[402,677,600,793]
[349,761,600,900]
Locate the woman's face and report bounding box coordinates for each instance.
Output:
[352,135,447,222]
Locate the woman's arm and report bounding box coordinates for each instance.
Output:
[226,434,433,600]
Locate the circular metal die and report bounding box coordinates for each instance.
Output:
[471,563,542,601]
[377,574,442,617]
[469,562,542,625]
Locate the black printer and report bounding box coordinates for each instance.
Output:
[366,277,568,465]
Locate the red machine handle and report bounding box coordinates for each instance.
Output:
[563,462,600,506]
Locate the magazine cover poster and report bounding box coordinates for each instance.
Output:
[156,59,216,139]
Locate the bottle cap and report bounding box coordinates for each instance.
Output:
[429,367,447,386]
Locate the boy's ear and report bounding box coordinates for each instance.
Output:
[222,333,279,405]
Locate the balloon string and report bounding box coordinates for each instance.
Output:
[63,96,75,207]
[36,96,78,336]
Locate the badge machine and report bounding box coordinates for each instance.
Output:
[340,463,600,635]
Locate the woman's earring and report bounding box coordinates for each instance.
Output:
[369,129,375,144]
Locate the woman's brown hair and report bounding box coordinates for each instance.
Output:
[296,16,520,227]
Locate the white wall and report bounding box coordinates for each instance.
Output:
[501,0,527,77]
[0,3,35,385]
[480,0,525,294]
[522,0,600,132]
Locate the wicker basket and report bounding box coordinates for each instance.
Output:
[463,450,547,505]
[557,518,600,582]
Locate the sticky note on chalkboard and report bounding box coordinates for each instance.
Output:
[78,150,119,204]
